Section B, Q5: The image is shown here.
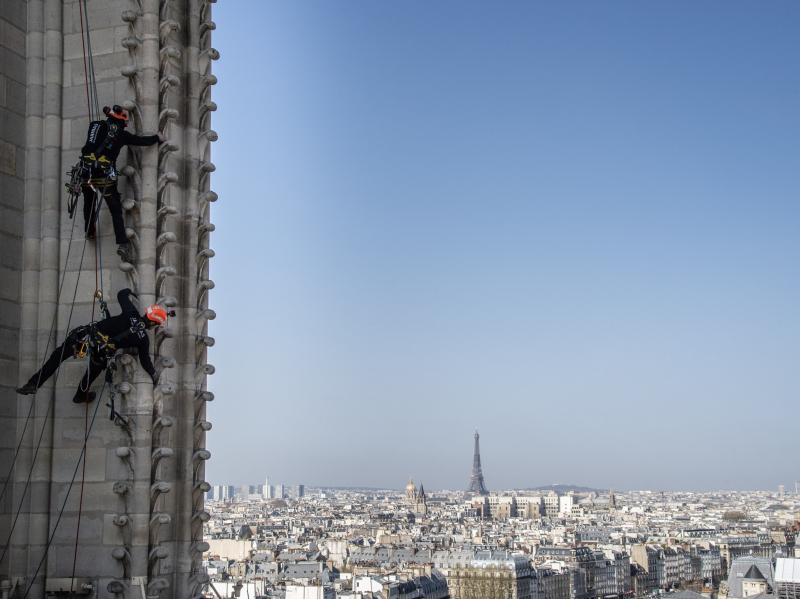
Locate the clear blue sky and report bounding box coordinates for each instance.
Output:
[206,1,800,492]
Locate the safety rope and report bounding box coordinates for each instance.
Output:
[0,183,110,576]
[84,0,101,119]
[0,238,77,516]
[77,0,99,120]
[0,203,91,517]
[69,2,106,591]
[76,0,92,120]
[0,232,91,566]
[2,0,140,586]
[68,360,93,599]
[22,376,106,599]
[68,172,107,599]
[0,0,110,575]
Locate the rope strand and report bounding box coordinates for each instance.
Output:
[69,185,106,598]
[22,378,106,599]
[77,0,92,119]
[0,235,92,566]
[0,217,80,510]
[4,0,119,584]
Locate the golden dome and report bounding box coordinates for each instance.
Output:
[406,477,416,491]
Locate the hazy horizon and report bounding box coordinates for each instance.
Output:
[208,481,798,496]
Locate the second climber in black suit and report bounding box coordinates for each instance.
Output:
[81,105,165,262]
[15,288,169,403]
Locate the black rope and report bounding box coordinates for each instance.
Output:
[0,0,112,574]
[81,0,100,120]
[0,166,107,514]
[0,230,92,566]
[1,0,133,579]
[0,216,82,514]
[21,375,106,599]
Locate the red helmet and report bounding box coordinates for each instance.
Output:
[146,305,168,326]
[104,105,129,126]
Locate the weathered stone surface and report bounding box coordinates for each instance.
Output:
[0,1,214,596]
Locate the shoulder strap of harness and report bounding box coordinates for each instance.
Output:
[96,122,121,158]
[110,320,146,344]
[83,122,121,167]
[84,320,146,357]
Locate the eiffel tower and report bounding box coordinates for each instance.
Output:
[466,429,489,495]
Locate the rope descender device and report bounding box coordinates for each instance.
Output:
[95,290,110,320]
[75,338,89,359]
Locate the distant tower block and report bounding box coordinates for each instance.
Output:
[466,430,489,495]
[779,485,785,497]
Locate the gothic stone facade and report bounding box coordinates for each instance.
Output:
[0,0,217,597]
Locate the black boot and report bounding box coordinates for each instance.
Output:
[16,382,37,395]
[73,391,96,404]
[117,243,131,263]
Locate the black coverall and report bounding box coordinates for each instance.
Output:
[23,288,157,402]
[81,120,159,244]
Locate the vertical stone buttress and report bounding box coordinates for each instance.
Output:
[12,0,63,594]
[1,1,216,597]
[0,0,26,577]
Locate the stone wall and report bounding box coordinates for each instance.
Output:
[0,1,216,597]
[0,0,27,553]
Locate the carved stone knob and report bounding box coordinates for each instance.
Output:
[107,581,125,594]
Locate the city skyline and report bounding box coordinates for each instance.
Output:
[209,432,799,494]
[200,477,800,599]
[206,484,800,495]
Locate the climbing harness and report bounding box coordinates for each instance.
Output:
[66,111,120,221]
[83,120,122,164]
[66,161,113,222]
[66,106,120,220]
[71,319,146,363]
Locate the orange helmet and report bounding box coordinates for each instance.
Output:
[146,305,168,326]
[104,105,129,126]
